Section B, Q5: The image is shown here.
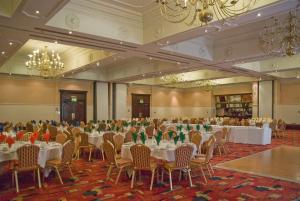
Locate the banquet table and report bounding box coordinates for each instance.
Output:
[163,123,272,145]
[87,131,127,148]
[121,141,197,162]
[0,141,62,176]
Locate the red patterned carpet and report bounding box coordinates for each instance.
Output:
[0,131,300,201]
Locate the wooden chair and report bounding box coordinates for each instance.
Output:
[113,134,124,154]
[191,132,202,154]
[78,132,94,161]
[162,144,193,190]
[25,122,34,133]
[130,144,157,190]
[56,132,67,145]
[191,136,216,183]
[145,126,155,138]
[48,125,58,141]
[103,132,115,145]
[46,140,75,184]
[213,131,226,156]
[103,141,132,184]
[13,145,41,192]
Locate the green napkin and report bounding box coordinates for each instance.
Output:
[196,124,200,131]
[140,132,146,144]
[179,132,185,143]
[173,135,179,145]
[132,132,138,143]
[155,130,162,145]
[168,130,174,140]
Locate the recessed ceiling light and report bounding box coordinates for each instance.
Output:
[35,10,40,14]
[9,42,13,46]
[149,57,153,60]
[176,61,181,65]
[297,75,300,79]
[9,72,12,76]
[68,31,73,34]
[119,41,123,45]
[62,74,65,77]
[259,77,262,81]
[96,62,100,66]
[257,13,261,17]
[204,29,208,33]
[142,74,145,77]
[1,51,5,55]
[54,41,58,44]
[159,71,162,74]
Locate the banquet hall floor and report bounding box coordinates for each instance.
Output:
[0,131,300,201]
[216,145,300,183]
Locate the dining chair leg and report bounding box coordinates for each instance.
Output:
[88,148,92,161]
[161,169,164,182]
[68,164,74,178]
[200,166,207,184]
[55,167,63,184]
[178,170,182,181]
[106,165,113,179]
[101,148,105,161]
[14,171,19,193]
[208,162,214,174]
[150,170,155,191]
[139,170,142,182]
[37,168,42,188]
[131,170,135,189]
[218,146,222,156]
[115,167,123,184]
[169,170,173,191]
[188,169,193,187]
[206,164,212,178]
[33,170,36,183]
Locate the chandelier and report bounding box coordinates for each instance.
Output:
[156,0,256,26]
[160,73,184,83]
[25,46,64,78]
[260,11,300,57]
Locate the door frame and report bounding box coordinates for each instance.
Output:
[131,93,151,118]
[59,90,87,123]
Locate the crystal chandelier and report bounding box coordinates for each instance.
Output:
[25,46,64,78]
[260,11,300,57]
[160,73,184,83]
[156,0,256,26]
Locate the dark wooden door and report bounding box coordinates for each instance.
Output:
[60,90,87,125]
[132,94,150,118]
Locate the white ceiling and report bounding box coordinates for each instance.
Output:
[0,0,299,87]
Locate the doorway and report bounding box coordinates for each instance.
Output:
[60,90,87,124]
[131,94,150,118]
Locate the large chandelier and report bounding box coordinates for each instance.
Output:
[156,0,256,26]
[160,73,184,83]
[260,11,300,57]
[25,46,64,78]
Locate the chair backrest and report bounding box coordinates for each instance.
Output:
[48,125,58,141]
[124,131,133,143]
[61,140,75,164]
[213,131,224,145]
[16,144,40,170]
[205,136,216,162]
[162,131,176,140]
[79,132,89,146]
[21,132,32,141]
[113,134,124,152]
[56,132,67,145]
[145,126,154,138]
[130,144,151,169]
[102,141,116,165]
[191,132,202,150]
[159,125,166,132]
[175,144,193,168]
[26,122,34,132]
[103,132,115,145]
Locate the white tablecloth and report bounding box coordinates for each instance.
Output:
[87,131,127,149]
[0,141,62,176]
[121,141,197,162]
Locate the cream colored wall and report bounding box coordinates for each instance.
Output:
[0,76,94,123]
[275,79,300,124]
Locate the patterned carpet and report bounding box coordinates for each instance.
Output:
[1,131,300,201]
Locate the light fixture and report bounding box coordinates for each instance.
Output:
[25,46,64,78]
[160,73,184,84]
[260,11,299,57]
[1,51,5,55]
[297,75,300,79]
[9,42,13,46]
[257,13,261,17]
[156,0,256,26]
[54,41,58,44]
[204,29,208,33]
[96,62,100,66]
[35,10,40,14]
[68,31,73,34]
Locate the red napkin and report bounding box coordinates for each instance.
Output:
[43,132,50,144]
[0,133,6,143]
[130,127,136,133]
[33,131,39,140]
[30,133,37,144]
[6,136,15,148]
[16,131,24,140]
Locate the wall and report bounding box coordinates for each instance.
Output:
[115,83,128,119]
[258,81,273,118]
[275,79,300,124]
[96,82,109,120]
[0,76,94,123]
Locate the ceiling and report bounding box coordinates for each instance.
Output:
[0,0,299,87]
